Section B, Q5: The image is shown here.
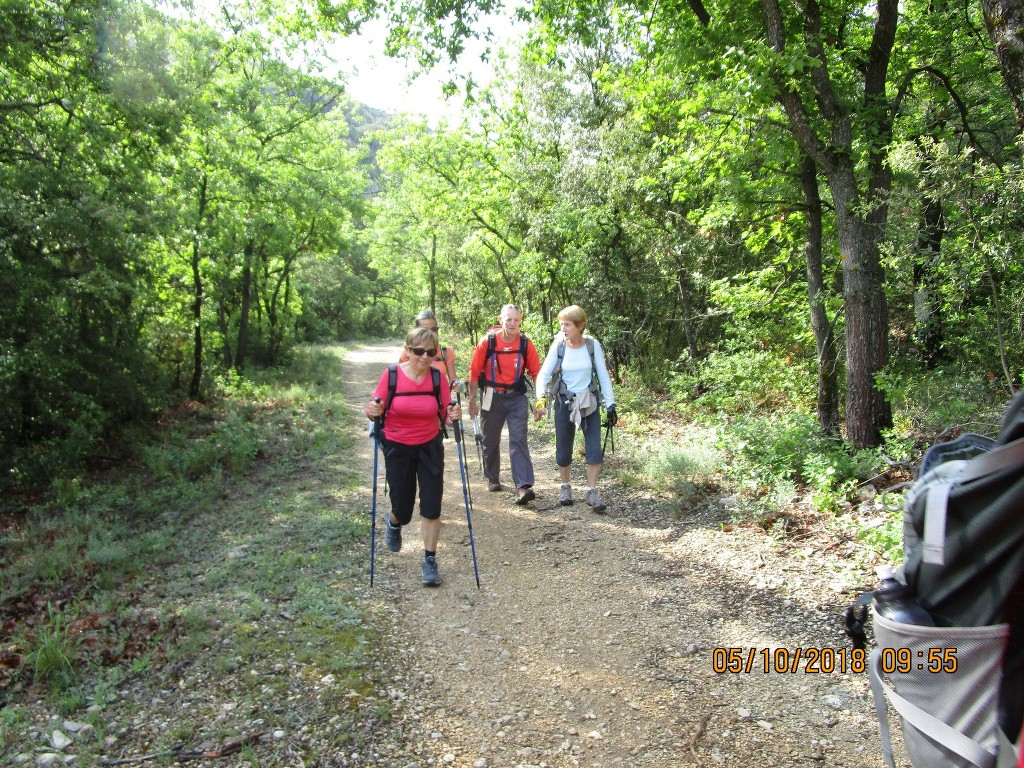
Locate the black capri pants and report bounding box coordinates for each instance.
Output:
[382,434,445,525]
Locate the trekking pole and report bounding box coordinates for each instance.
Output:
[472,415,485,477]
[602,418,615,458]
[453,393,481,588]
[370,400,382,587]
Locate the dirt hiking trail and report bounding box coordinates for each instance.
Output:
[342,341,899,768]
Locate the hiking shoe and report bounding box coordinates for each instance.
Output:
[586,488,606,514]
[559,483,573,506]
[422,555,441,587]
[384,518,402,552]
[488,481,503,492]
[514,487,535,505]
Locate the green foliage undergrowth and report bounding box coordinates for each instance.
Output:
[656,347,1015,567]
[0,345,399,763]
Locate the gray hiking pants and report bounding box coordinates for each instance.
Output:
[480,390,534,489]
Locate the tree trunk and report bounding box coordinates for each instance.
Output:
[833,170,892,447]
[188,175,209,401]
[982,0,1024,132]
[218,297,233,370]
[913,194,944,366]
[676,270,700,364]
[236,238,254,373]
[799,156,840,434]
[761,0,896,447]
[189,249,204,400]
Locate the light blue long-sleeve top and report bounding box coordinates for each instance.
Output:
[536,335,615,408]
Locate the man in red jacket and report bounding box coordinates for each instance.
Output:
[467,304,542,505]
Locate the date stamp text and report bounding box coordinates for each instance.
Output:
[711,646,959,675]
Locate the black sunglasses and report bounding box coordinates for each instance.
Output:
[410,347,438,357]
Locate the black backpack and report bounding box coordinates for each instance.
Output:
[865,392,1024,767]
[377,364,447,439]
[477,330,532,394]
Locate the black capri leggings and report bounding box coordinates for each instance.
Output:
[382,434,444,525]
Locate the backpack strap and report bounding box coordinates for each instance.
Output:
[484,331,498,387]
[439,345,457,382]
[382,364,447,438]
[480,331,529,390]
[869,650,1000,768]
[959,437,1024,484]
[585,338,597,390]
[386,363,398,410]
[431,367,448,439]
[907,437,1024,566]
[549,339,567,400]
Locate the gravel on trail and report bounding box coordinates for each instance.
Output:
[346,342,903,768]
[6,341,906,768]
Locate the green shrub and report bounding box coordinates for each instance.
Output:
[20,606,80,691]
[671,347,814,415]
[140,404,260,480]
[857,513,904,564]
[803,452,859,515]
[715,410,821,484]
[219,409,261,474]
[714,411,872,514]
[86,535,132,589]
[876,365,1006,437]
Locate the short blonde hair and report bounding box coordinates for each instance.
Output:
[557,305,587,331]
[406,327,439,350]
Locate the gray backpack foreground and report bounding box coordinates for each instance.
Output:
[870,391,1024,767]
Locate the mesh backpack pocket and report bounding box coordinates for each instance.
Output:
[870,611,1013,768]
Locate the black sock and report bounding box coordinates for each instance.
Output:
[425,550,435,560]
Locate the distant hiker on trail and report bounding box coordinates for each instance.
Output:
[366,326,462,586]
[398,309,463,393]
[467,304,542,506]
[534,305,616,513]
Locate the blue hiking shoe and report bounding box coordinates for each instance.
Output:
[422,555,441,587]
[385,518,401,552]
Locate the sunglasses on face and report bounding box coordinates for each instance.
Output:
[410,347,438,357]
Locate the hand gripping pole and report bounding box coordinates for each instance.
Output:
[472,415,485,477]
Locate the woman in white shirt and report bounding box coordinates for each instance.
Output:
[534,305,617,513]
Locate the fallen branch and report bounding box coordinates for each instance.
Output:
[100,732,265,766]
[101,750,197,766]
[689,712,712,765]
